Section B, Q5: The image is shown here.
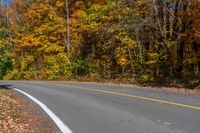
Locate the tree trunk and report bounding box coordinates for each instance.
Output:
[153,0,164,38]
[66,1,70,55]
[135,28,143,64]
[176,0,189,75]
[165,1,170,39]
[172,0,180,40]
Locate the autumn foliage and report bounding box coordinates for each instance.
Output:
[0,0,199,85]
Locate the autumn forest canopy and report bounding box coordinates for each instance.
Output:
[0,0,200,86]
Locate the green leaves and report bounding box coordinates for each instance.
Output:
[0,58,12,79]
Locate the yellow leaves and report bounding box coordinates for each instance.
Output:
[165,40,176,48]
[84,22,100,30]
[114,32,138,49]
[148,53,159,59]
[195,31,200,39]
[24,2,50,23]
[19,55,35,71]
[121,36,137,48]
[13,0,67,56]
[56,1,65,7]
[74,10,88,23]
[43,45,65,53]
[145,53,161,67]
[48,13,54,20]
[134,0,151,16]
[122,7,130,15]
[42,53,72,80]
[33,13,66,34]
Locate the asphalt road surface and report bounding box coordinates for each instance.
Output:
[1,81,200,133]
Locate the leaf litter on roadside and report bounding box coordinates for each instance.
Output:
[0,88,57,133]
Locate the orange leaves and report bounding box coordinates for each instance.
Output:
[12,34,40,48]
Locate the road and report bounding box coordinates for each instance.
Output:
[1,81,200,133]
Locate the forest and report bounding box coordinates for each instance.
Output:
[0,0,199,87]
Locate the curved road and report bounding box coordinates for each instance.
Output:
[1,81,200,133]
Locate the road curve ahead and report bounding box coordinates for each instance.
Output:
[1,81,200,133]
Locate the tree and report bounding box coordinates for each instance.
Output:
[1,0,199,84]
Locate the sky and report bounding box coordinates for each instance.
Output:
[3,0,12,5]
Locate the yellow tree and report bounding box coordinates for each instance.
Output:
[4,0,71,80]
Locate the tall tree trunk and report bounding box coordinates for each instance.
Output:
[194,53,199,76]
[180,0,189,33]
[172,0,180,40]
[177,0,189,75]
[165,1,170,39]
[153,0,164,38]
[135,28,143,64]
[66,1,70,55]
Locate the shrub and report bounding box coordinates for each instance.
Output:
[0,58,12,79]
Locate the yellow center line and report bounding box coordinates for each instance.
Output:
[18,81,200,111]
[51,83,200,111]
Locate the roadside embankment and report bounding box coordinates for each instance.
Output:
[0,87,57,133]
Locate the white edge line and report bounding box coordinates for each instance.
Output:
[9,87,73,133]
